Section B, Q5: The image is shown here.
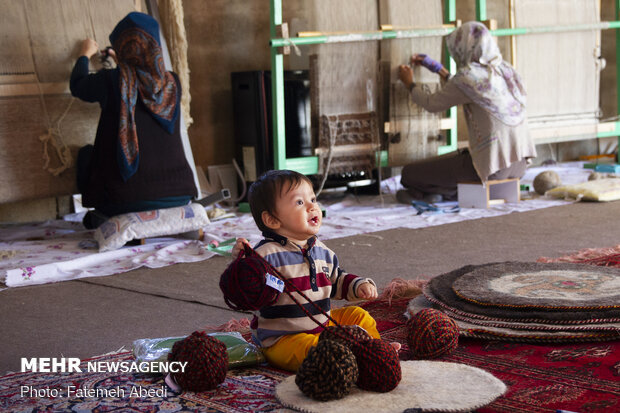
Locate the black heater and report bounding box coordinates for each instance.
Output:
[231,70,312,185]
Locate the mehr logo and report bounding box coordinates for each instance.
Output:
[21,358,82,372]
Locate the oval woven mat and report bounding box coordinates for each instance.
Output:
[276,360,506,413]
[451,262,620,309]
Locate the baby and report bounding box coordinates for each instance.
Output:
[233,169,399,372]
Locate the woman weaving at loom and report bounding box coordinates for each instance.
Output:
[397,21,536,204]
[70,12,197,229]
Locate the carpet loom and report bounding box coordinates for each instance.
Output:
[308,0,444,183]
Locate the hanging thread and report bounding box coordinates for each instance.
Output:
[315,114,339,197]
[23,1,78,178]
[38,93,74,176]
[158,0,193,127]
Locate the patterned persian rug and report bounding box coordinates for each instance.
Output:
[1,299,618,412]
[365,299,620,413]
[0,351,289,412]
[448,338,620,413]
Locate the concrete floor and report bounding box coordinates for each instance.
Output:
[3,200,620,374]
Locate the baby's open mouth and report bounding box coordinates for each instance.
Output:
[309,216,319,225]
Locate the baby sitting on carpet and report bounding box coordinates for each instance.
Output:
[231,169,400,372]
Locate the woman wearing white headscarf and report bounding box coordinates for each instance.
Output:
[397,21,536,203]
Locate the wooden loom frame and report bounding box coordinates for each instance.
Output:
[477,0,620,161]
[270,0,620,173]
[268,0,458,175]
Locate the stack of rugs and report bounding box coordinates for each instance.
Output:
[408,261,620,342]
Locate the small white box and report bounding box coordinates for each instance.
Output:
[458,178,520,209]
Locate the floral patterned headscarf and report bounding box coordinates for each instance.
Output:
[110,12,179,181]
[446,22,526,126]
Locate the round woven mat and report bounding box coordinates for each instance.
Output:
[276,360,506,413]
[409,294,620,343]
[451,262,620,309]
[429,262,620,322]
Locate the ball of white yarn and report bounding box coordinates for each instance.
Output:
[533,170,561,195]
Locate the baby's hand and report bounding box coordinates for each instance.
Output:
[231,237,250,260]
[356,282,378,300]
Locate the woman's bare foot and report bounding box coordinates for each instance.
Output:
[390,342,402,352]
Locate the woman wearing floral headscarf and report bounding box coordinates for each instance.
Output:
[71,12,197,229]
[397,21,536,203]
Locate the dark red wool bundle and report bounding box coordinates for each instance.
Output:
[295,339,359,401]
[219,252,280,311]
[318,325,372,349]
[351,338,401,392]
[407,308,459,359]
[168,331,228,392]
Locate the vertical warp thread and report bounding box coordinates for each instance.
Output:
[384,0,443,166]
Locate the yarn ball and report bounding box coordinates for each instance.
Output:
[407,308,459,359]
[533,170,562,195]
[351,339,401,392]
[168,331,228,392]
[318,325,372,349]
[219,253,280,311]
[295,339,359,401]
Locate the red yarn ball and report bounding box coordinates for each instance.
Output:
[318,325,372,349]
[168,331,228,392]
[219,254,280,311]
[295,339,359,401]
[351,339,401,392]
[407,308,459,359]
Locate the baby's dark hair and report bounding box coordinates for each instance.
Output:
[248,169,313,233]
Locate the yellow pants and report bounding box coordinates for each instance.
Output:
[261,305,380,372]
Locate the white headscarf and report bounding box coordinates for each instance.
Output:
[446,22,527,126]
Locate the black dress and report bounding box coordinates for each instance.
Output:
[70,56,197,219]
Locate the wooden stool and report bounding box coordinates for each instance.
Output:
[457,178,520,209]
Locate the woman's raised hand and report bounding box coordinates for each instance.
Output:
[410,53,426,66]
[79,38,99,59]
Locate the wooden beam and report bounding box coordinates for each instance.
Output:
[0,82,70,97]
